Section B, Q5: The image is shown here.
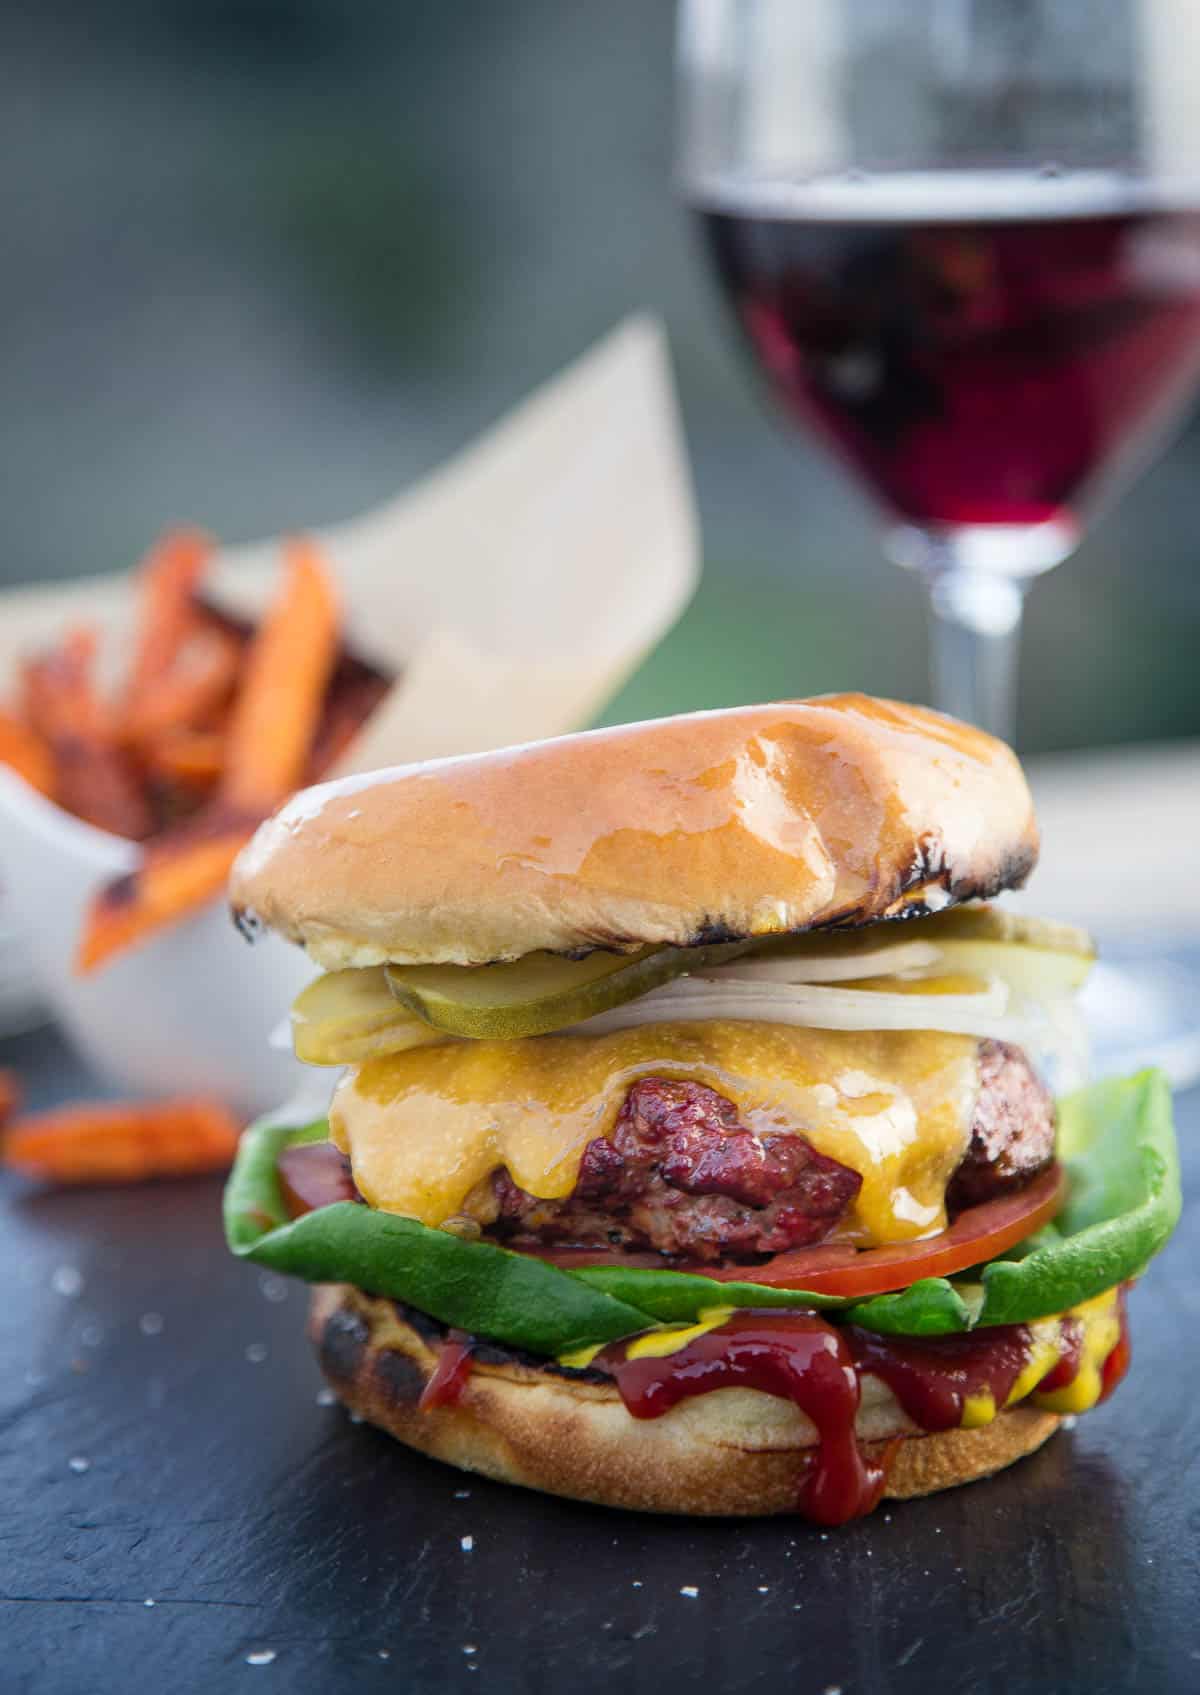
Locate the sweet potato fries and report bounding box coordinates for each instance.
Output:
[0,526,390,972]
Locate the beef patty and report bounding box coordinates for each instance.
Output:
[945,1038,1057,1211]
[488,1040,1055,1263]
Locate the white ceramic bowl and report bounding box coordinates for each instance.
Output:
[0,767,313,1118]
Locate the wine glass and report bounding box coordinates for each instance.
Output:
[677,0,1200,1082]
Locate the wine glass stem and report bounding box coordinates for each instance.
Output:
[925,565,1026,743]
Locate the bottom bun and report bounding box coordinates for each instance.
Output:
[310,1284,1061,1518]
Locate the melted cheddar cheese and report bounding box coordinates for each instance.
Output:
[330,1021,980,1245]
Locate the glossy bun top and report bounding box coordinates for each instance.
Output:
[230,694,1038,969]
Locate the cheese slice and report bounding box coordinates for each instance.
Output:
[330,1021,980,1246]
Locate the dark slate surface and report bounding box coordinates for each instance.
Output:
[1,1020,1197,1695]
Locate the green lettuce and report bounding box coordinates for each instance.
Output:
[223,1069,1179,1352]
[223,1120,651,1355]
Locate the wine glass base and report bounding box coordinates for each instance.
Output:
[1079,951,1200,1091]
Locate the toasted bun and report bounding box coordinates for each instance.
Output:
[310,1286,1060,1518]
[232,694,1037,969]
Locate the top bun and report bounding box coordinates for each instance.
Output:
[230,694,1038,970]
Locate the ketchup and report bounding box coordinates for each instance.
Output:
[1098,1288,1131,1403]
[418,1334,474,1411]
[407,1294,1134,1521]
[846,1324,1037,1432]
[597,1312,888,1525]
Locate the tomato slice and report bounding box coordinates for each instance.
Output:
[696,1164,1065,1296]
[277,1141,357,1220]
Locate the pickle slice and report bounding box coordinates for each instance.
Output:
[748,906,1095,997]
[892,907,1095,995]
[904,905,1095,957]
[291,967,449,1065]
[384,940,753,1040]
[750,905,1094,963]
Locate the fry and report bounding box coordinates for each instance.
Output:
[3,1097,241,1185]
[0,707,55,795]
[74,826,253,974]
[124,624,241,743]
[143,729,226,787]
[22,629,155,839]
[121,528,213,720]
[21,626,104,739]
[0,1071,20,1126]
[221,537,340,813]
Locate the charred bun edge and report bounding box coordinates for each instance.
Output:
[310,1286,1061,1518]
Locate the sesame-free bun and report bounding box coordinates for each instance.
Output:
[310,1285,1060,1517]
[232,694,1037,970]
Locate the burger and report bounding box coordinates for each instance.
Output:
[224,694,1179,1524]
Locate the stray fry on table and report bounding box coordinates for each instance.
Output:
[2,1097,242,1185]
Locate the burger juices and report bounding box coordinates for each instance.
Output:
[224,696,1179,1525]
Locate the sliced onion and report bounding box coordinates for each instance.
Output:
[575,973,1026,1040]
[575,972,1088,1092]
[709,941,941,984]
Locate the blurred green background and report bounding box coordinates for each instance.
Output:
[2,0,1198,751]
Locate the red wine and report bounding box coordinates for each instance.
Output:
[699,173,1200,531]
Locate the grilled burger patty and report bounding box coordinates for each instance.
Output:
[487,1040,1055,1262]
[945,1039,1058,1211]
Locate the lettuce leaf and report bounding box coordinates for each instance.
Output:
[223,1069,1179,1353]
[223,1120,653,1355]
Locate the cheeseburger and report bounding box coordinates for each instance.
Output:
[224,695,1179,1524]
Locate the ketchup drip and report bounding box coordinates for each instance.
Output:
[598,1312,888,1526]
[846,1323,1036,1432]
[418,1334,475,1411]
[1098,1288,1131,1403]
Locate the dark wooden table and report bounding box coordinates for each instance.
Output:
[2,1019,1197,1695]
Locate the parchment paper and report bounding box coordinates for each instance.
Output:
[0,314,698,765]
